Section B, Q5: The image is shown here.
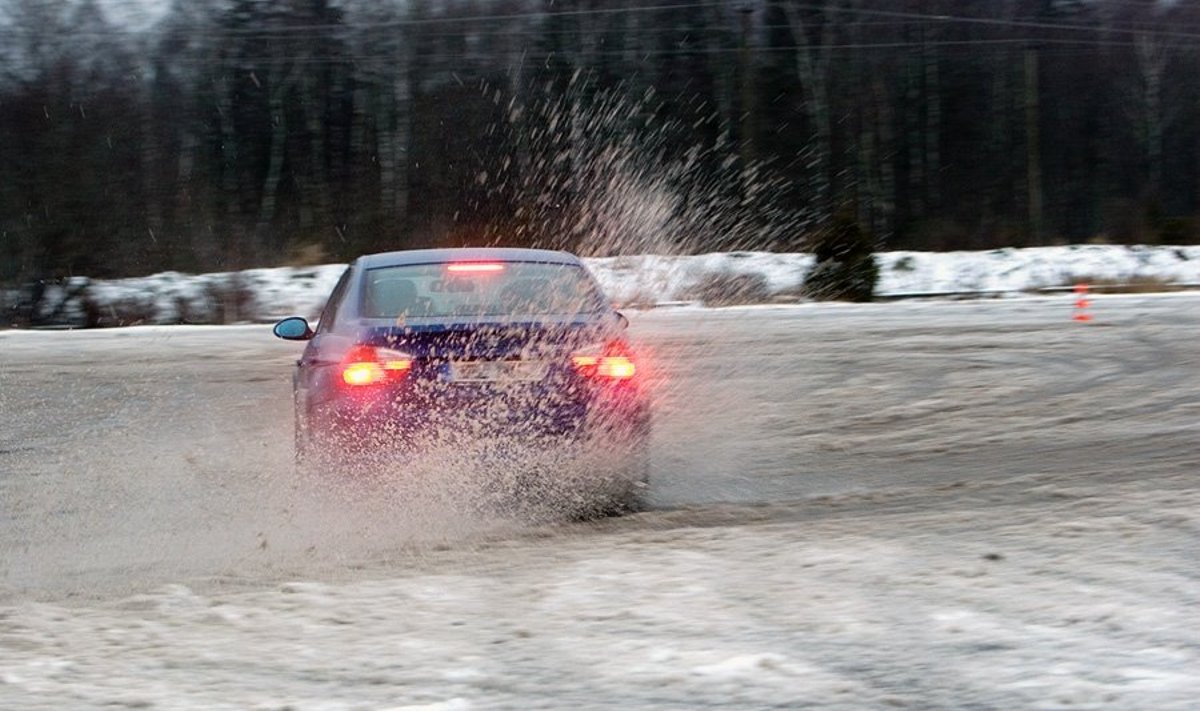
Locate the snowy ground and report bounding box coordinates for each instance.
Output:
[3,477,1198,711]
[11,244,1200,327]
[1,293,1198,708]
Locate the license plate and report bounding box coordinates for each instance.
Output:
[451,360,547,383]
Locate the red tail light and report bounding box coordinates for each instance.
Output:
[340,344,413,387]
[446,262,505,273]
[572,341,637,380]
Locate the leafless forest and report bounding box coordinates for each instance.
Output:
[3,0,1200,284]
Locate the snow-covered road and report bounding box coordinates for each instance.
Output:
[1,294,1198,709]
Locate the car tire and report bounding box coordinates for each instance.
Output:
[597,446,650,517]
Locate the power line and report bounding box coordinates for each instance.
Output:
[5,25,1194,78]
[4,0,1200,43]
[783,2,1200,42]
[86,36,1191,71]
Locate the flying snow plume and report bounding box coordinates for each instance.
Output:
[476,71,812,258]
[458,72,818,507]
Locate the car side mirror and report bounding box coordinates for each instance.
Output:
[615,311,630,329]
[273,316,314,341]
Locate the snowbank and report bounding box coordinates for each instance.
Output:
[6,244,1200,327]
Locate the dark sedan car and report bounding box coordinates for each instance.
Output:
[273,247,650,512]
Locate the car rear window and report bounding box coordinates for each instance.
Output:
[361,261,608,319]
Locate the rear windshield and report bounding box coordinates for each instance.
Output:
[360,261,608,319]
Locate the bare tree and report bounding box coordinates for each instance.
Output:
[781,0,837,223]
[1130,32,1171,203]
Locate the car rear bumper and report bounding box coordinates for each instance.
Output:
[305,387,649,456]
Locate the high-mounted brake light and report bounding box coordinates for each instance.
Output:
[572,342,637,380]
[446,262,505,273]
[341,344,412,387]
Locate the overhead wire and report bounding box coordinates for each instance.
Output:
[83,37,1185,72]
[3,0,1198,75]
[3,0,1200,42]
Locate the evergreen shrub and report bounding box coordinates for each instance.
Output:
[803,212,879,302]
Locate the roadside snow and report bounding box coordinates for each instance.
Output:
[874,245,1200,296]
[9,244,1200,327]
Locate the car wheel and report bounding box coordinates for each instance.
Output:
[293,406,328,479]
[598,446,650,517]
[294,409,310,464]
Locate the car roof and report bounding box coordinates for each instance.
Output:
[357,247,583,270]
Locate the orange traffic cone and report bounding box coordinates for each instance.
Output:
[1072,283,1093,322]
